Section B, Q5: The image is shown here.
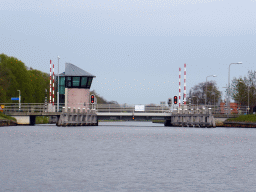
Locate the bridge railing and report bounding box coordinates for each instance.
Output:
[0,103,171,114]
[0,103,248,115]
[95,104,170,113]
[1,103,65,114]
[171,104,248,115]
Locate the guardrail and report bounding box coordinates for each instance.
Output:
[1,103,65,113]
[0,103,248,115]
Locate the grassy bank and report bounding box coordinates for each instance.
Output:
[0,112,16,121]
[225,114,256,123]
[152,119,165,123]
[224,114,256,128]
[0,112,17,126]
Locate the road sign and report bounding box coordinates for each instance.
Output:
[11,97,19,101]
[135,105,145,112]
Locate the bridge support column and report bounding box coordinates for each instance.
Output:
[164,113,216,127]
[30,116,36,125]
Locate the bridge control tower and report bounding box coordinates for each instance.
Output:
[58,63,95,112]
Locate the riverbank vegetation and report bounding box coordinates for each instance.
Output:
[226,114,256,123]
[35,116,49,124]
[0,112,16,121]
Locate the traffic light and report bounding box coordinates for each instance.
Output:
[174,96,178,104]
[168,98,172,106]
[90,95,95,104]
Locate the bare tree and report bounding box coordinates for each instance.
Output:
[189,81,221,105]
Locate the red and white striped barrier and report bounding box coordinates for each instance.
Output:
[179,67,181,108]
[49,60,52,104]
[52,63,55,106]
[184,63,186,105]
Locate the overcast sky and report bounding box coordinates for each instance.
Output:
[1,0,256,104]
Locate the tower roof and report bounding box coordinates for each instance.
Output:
[64,63,95,77]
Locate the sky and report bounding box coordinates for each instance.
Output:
[1,0,256,105]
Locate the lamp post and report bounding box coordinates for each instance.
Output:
[228,62,242,115]
[17,90,21,111]
[205,75,216,107]
[57,56,60,112]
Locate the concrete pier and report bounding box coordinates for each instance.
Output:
[57,108,98,126]
[164,108,216,128]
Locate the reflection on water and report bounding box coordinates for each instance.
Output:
[0,122,256,191]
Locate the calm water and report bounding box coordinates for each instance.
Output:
[1,122,256,191]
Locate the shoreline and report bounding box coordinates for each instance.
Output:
[223,121,256,128]
[0,119,17,127]
[1,119,256,128]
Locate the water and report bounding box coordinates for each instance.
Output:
[1,122,256,191]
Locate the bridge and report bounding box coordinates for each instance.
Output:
[1,103,244,126]
[1,103,171,122]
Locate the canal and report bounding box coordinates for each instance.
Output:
[1,122,255,191]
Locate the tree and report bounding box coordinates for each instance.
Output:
[231,70,256,113]
[189,81,221,105]
[28,69,49,103]
[0,59,15,102]
[0,53,50,103]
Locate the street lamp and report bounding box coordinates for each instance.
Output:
[17,90,21,111]
[57,56,60,112]
[205,75,217,106]
[228,62,242,115]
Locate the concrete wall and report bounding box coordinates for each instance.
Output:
[65,88,90,112]
[215,117,227,123]
[12,116,30,125]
